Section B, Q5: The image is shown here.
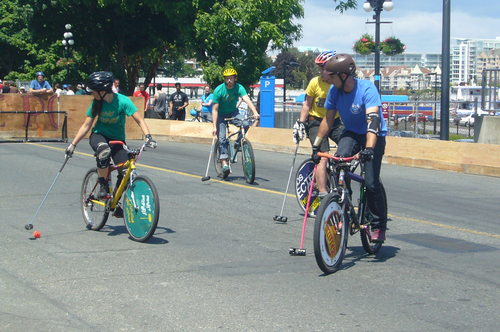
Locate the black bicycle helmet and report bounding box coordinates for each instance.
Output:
[324,54,356,76]
[87,71,114,92]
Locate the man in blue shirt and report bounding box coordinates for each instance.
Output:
[200,85,213,122]
[29,72,52,95]
[312,54,388,242]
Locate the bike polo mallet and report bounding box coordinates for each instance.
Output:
[289,164,317,256]
[25,154,71,231]
[273,143,300,223]
[201,136,216,182]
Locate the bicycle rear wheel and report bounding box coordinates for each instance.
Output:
[123,175,160,242]
[313,192,348,274]
[294,159,325,216]
[360,182,387,254]
[81,168,109,231]
[241,139,255,184]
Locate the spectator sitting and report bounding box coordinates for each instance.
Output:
[2,80,11,93]
[54,83,62,97]
[75,84,87,95]
[29,71,52,94]
[19,86,27,94]
[8,82,18,94]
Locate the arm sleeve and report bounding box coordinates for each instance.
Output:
[124,97,139,116]
[363,84,382,109]
[324,86,336,110]
[238,84,248,97]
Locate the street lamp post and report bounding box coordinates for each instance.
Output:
[62,24,74,83]
[283,61,299,113]
[363,0,394,93]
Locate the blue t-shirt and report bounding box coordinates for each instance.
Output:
[201,93,214,113]
[325,79,387,136]
[30,80,52,90]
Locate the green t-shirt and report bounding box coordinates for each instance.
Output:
[212,83,247,115]
[86,93,137,141]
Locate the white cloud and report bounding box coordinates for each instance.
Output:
[294,3,500,54]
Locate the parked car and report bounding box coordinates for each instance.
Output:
[459,114,475,127]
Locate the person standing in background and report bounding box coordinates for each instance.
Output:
[169,82,189,121]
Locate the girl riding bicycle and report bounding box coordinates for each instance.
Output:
[65,71,157,201]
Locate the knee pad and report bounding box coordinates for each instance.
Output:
[95,142,111,168]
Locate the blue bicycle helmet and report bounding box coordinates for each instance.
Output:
[35,71,45,77]
[190,109,198,117]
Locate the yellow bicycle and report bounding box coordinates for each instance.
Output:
[81,141,160,242]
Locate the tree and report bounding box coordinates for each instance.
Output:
[193,0,303,90]
[332,0,358,13]
[1,0,304,95]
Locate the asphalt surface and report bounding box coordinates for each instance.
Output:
[0,140,499,331]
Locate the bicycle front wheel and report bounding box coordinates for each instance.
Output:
[313,192,348,274]
[294,159,323,216]
[241,139,255,184]
[123,175,160,242]
[360,182,387,254]
[81,168,109,231]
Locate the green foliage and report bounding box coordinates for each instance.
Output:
[1,0,303,95]
[353,34,405,56]
[332,0,358,13]
[194,0,303,89]
[353,34,375,55]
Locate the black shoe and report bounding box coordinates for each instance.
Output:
[98,177,109,199]
[113,206,123,218]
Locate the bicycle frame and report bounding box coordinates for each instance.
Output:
[319,153,369,233]
[89,142,145,212]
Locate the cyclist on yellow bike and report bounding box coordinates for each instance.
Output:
[212,68,259,177]
[65,71,157,202]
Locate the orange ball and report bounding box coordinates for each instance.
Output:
[33,231,41,239]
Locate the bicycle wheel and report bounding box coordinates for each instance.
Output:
[123,175,160,242]
[313,192,349,274]
[241,139,255,184]
[294,159,323,216]
[81,168,109,231]
[360,182,386,254]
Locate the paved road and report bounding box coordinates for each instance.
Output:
[1,140,499,331]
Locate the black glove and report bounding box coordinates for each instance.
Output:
[65,143,75,157]
[360,147,374,162]
[312,146,321,164]
[145,134,157,149]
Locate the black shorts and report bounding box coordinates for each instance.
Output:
[89,133,129,166]
[306,117,344,152]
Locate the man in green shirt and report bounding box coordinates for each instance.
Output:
[211,68,259,177]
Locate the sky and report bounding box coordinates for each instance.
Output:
[294,0,500,54]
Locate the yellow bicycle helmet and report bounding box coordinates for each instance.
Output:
[223,68,238,77]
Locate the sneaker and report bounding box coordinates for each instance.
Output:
[222,164,230,178]
[371,229,386,243]
[98,178,109,199]
[113,206,124,218]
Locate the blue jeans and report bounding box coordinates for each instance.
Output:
[335,131,387,230]
[216,110,246,159]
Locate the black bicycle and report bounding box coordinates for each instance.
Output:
[213,115,256,184]
[313,152,387,274]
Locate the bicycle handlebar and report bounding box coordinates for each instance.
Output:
[108,140,147,157]
[317,152,360,162]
